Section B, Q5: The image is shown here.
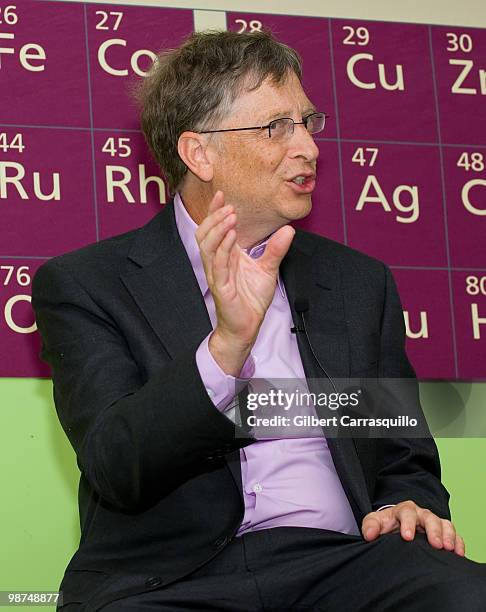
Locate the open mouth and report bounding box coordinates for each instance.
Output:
[286,175,316,193]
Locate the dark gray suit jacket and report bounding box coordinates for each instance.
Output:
[31,199,450,610]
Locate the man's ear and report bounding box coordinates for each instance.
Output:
[177,132,214,183]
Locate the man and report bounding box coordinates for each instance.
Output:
[32,30,486,611]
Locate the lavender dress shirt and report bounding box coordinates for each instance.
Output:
[174,193,359,536]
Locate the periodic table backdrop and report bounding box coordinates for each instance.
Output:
[0,1,485,379]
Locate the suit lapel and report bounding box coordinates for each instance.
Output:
[119,204,370,519]
[120,201,212,358]
[281,233,349,378]
[119,201,246,498]
[281,233,372,520]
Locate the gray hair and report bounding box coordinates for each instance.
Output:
[135,29,302,193]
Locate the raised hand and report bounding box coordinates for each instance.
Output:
[195,190,295,375]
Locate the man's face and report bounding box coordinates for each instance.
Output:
[208,71,319,239]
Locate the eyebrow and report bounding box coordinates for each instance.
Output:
[263,107,317,124]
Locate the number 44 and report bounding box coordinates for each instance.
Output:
[0,133,25,153]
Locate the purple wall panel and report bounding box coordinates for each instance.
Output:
[431,27,486,146]
[94,131,166,239]
[0,259,50,377]
[227,13,337,139]
[1,4,485,379]
[393,269,455,379]
[443,147,486,268]
[293,141,344,244]
[453,272,486,379]
[87,4,194,129]
[1,127,96,256]
[0,0,89,127]
[342,141,447,267]
[331,20,437,142]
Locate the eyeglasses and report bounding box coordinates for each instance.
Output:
[198,112,328,141]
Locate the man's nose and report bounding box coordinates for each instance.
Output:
[290,124,319,162]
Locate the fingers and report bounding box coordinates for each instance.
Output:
[454,534,466,557]
[420,510,446,549]
[424,516,458,553]
[440,519,458,552]
[200,211,237,261]
[208,189,225,214]
[212,227,238,290]
[259,225,295,275]
[195,192,234,248]
[195,191,237,285]
[395,502,420,541]
[197,194,296,290]
[362,515,381,541]
[360,504,414,543]
[414,510,464,557]
[362,509,399,541]
[362,502,466,558]
[394,502,445,545]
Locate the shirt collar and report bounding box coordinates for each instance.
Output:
[173,192,286,299]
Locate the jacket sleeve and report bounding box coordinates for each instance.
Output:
[371,264,451,519]
[32,257,252,513]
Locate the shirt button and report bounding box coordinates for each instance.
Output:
[145,576,162,588]
[252,483,263,493]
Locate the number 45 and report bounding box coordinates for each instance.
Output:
[101,137,131,158]
[352,147,379,167]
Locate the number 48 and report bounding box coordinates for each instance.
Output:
[457,152,484,172]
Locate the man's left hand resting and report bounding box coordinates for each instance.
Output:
[362,500,465,556]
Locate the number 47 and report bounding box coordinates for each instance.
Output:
[352,147,379,167]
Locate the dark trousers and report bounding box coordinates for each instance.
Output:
[84,527,486,611]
